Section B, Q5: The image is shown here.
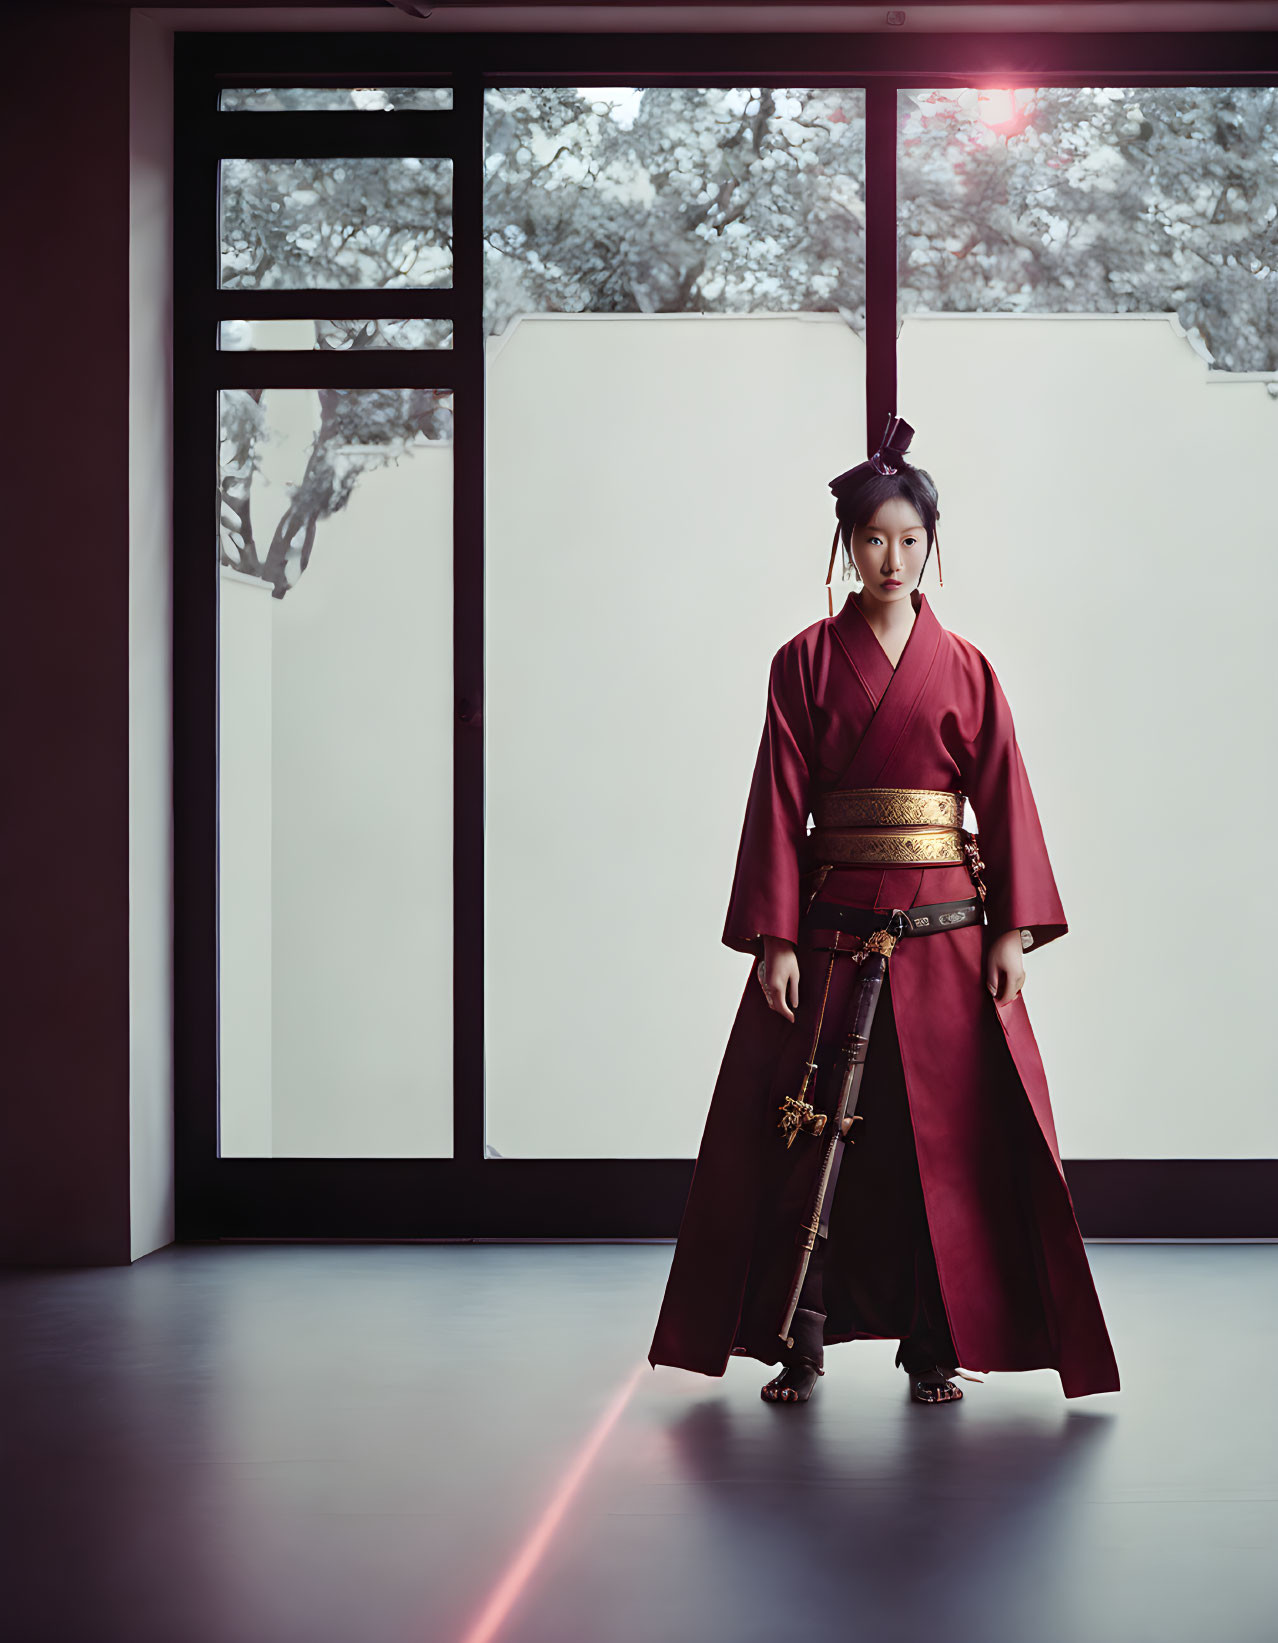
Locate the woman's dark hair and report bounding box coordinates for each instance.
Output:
[830,459,941,584]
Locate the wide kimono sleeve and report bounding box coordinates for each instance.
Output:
[953,646,1068,954]
[721,641,815,959]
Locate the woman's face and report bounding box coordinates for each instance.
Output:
[851,498,930,606]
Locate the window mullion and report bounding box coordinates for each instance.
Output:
[863,80,899,457]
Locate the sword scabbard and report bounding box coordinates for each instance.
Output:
[776,939,896,1344]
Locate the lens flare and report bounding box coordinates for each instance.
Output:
[977,88,1017,127]
[456,1363,646,1643]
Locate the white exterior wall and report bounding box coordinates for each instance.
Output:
[899,313,1277,1161]
[484,313,865,1160]
[218,570,275,1157]
[268,448,455,1158]
[216,312,1276,1162]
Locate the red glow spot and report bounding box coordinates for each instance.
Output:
[977,89,1017,127]
[457,1364,646,1643]
[976,88,1037,139]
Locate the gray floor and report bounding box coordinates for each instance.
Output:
[2,1243,1275,1643]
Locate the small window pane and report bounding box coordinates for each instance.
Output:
[897,85,1277,370]
[219,318,453,351]
[483,86,866,339]
[217,387,454,1158]
[220,157,453,291]
[220,87,452,112]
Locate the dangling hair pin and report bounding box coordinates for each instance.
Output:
[825,521,842,618]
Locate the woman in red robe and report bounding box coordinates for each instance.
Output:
[648,423,1120,1406]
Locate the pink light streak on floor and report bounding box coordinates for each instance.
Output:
[456,1362,647,1643]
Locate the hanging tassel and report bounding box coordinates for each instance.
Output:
[935,529,944,588]
[825,521,841,617]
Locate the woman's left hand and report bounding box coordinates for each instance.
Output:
[985,929,1027,1006]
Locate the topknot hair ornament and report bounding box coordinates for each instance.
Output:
[824,413,941,614]
[869,413,915,476]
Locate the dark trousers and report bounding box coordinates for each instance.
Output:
[795,1220,955,1371]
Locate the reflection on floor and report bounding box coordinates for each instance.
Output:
[2,1243,1274,1643]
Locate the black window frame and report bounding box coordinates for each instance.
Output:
[175,29,1278,1242]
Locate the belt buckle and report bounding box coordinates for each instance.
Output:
[886,908,911,940]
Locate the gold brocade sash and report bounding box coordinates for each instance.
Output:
[805,786,967,867]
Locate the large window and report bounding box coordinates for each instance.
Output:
[895,87,1277,1159]
[176,61,471,1225]
[174,36,1278,1238]
[208,98,459,1161]
[482,88,867,1157]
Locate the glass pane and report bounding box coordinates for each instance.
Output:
[220,157,453,290]
[220,87,453,112]
[219,318,453,351]
[218,387,454,1157]
[897,87,1278,1161]
[484,86,866,338]
[897,86,1276,368]
[483,88,866,1158]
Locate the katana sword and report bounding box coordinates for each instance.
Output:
[776,912,907,1348]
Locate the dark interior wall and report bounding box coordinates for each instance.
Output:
[3,8,134,1264]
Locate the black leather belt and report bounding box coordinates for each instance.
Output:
[802,896,983,940]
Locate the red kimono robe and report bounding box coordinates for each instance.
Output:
[648,588,1120,1399]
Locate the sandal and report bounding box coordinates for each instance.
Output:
[761,1308,826,1405]
[895,1341,983,1404]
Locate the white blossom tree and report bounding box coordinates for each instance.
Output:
[219,84,1275,593]
[898,85,1278,374]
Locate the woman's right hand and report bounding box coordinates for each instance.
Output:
[757,936,800,1023]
